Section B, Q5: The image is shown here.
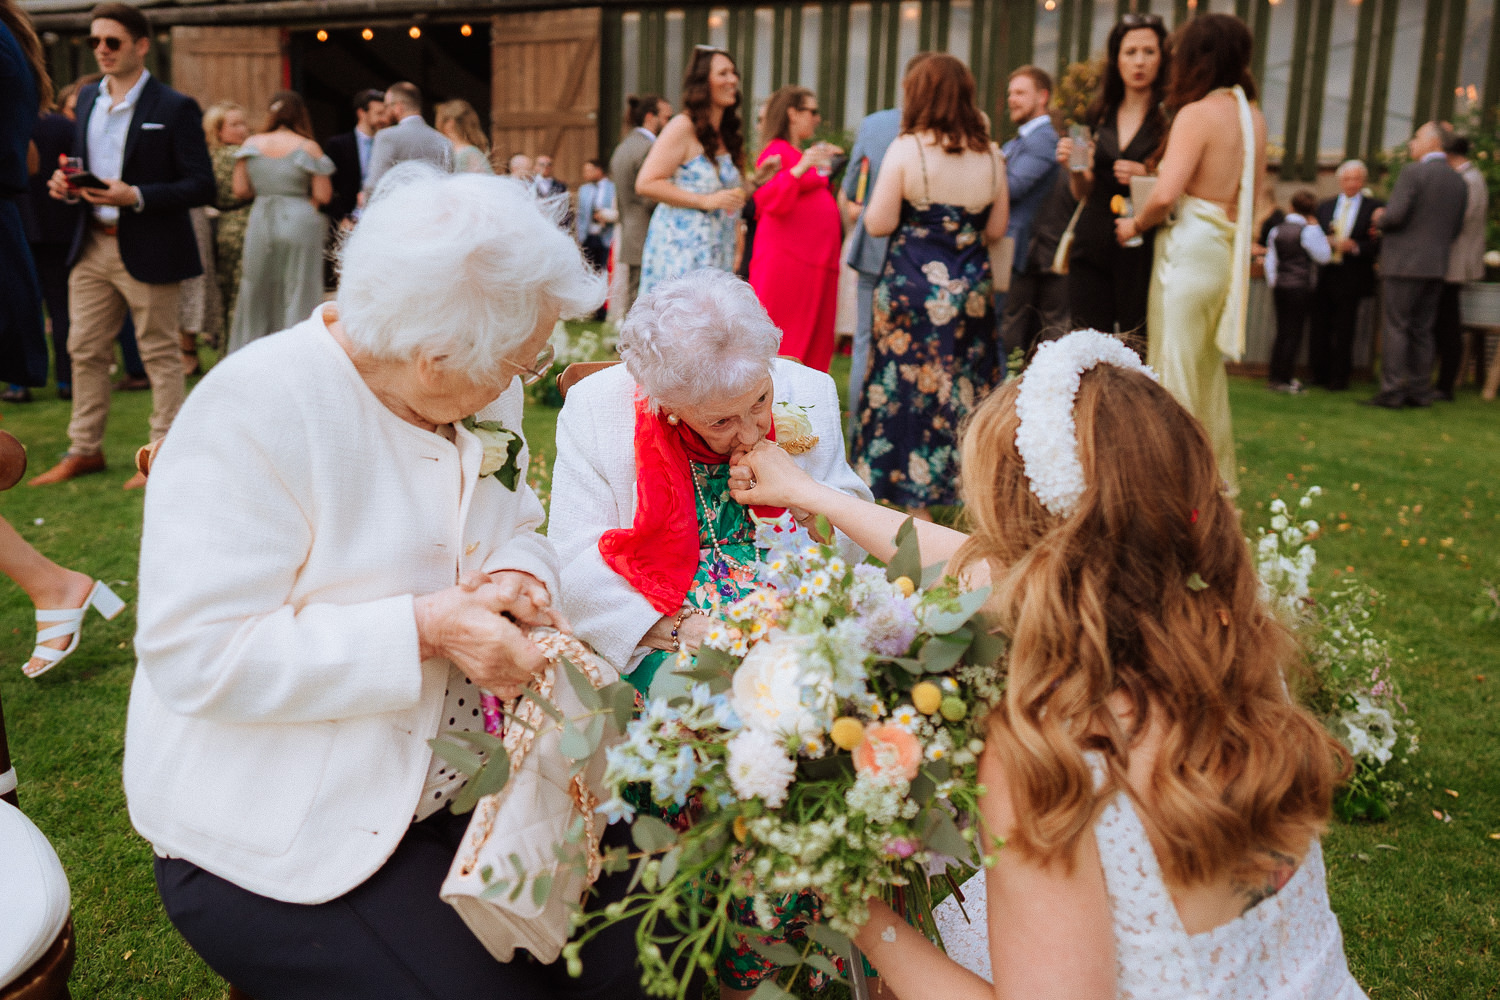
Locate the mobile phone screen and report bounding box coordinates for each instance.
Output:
[67,171,110,190]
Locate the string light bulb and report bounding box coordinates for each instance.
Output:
[316,29,328,41]
[460,23,473,36]
[409,25,421,38]
[361,27,373,40]
[1044,0,1056,9]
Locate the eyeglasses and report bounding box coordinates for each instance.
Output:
[86,35,126,51]
[504,343,555,386]
[1119,13,1165,27]
[694,44,728,55]
[799,105,821,116]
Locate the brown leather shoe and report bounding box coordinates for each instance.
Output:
[115,375,151,392]
[29,452,106,486]
[122,470,147,490]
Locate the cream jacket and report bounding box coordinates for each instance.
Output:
[547,359,872,674]
[125,304,558,903]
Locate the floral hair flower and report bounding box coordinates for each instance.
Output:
[1014,330,1158,517]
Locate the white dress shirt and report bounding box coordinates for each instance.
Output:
[126,303,559,903]
[1264,213,1333,288]
[86,69,151,223]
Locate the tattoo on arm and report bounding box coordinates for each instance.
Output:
[1235,849,1299,915]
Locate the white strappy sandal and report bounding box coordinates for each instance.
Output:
[23,581,127,679]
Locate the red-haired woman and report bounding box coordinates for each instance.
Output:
[853,53,1008,520]
[733,329,1368,999]
[227,90,334,353]
[747,86,843,370]
[1116,13,1267,489]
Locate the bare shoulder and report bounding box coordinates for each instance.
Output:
[303,139,326,158]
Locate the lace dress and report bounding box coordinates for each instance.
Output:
[933,789,1368,998]
[638,153,740,297]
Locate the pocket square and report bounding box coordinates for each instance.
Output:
[141,122,165,130]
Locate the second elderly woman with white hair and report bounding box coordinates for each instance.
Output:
[547,267,870,994]
[125,166,648,999]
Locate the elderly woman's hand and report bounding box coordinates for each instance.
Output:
[487,569,568,631]
[414,578,549,699]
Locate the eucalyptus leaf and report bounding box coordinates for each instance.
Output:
[808,923,854,955]
[748,939,805,966]
[1186,572,1209,592]
[910,770,936,805]
[814,513,833,541]
[885,517,921,585]
[968,623,1008,667]
[923,759,953,783]
[530,871,554,907]
[804,953,846,981]
[582,713,606,755]
[924,809,975,865]
[750,980,796,1000]
[445,730,506,755]
[920,633,970,673]
[925,588,991,634]
[658,845,681,885]
[886,656,925,676]
[560,656,603,711]
[631,814,678,853]
[447,747,511,815]
[426,736,486,777]
[559,720,591,760]
[602,681,638,732]
[648,663,694,703]
[601,845,630,874]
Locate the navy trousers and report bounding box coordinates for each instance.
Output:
[155,810,656,1000]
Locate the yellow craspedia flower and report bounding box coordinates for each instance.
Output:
[831,717,866,751]
[940,696,967,722]
[894,575,915,597]
[733,815,749,843]
[912,681,942,715]
[1110,194,1127,215]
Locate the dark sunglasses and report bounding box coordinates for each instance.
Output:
[86,35,126,51]
[694,44,729,57]
[1119,13,1165,27]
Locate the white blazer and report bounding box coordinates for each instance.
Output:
[126,304,559,903]
[547,359,872,674]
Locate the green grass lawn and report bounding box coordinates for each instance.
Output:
[0,360,1495,999]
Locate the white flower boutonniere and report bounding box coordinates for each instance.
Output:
[773,401,819,456]
[463,417,524,490]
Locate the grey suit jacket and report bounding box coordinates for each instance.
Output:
[363,115,453,196]
[843,108,903,276]
[1446,161,1488,284]
[610,129,657,266]
[1379,156,1468,280]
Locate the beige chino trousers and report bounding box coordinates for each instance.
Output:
[66,231,185,455]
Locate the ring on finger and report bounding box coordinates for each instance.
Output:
[748,478,757,489]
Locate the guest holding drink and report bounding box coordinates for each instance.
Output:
[636,46,747,296]
[748,86,843,371]
[1055,13,1170,342]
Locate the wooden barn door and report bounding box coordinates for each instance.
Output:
[170,26,285,120]
[490,7,601,187]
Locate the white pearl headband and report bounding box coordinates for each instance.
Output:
[1013,329,1159,517]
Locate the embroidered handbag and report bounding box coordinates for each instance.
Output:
[439,628,621,964]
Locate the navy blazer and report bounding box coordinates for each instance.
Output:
[68,76,215,284]
[323,130,362,224]
[1315,194,1382,298]
[1002,119,1060,275]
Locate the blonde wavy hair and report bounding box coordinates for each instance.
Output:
[954,366,1349,887]
[202,101,244,151]
[435,99,490,154]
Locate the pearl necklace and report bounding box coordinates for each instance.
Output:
[690,465,746,573]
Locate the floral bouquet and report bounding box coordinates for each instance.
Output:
[562,515,1006,998]
[1254,488,1419,822]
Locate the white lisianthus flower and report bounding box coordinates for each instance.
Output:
[730,632,831,740]
[469,424,518,478]
[726,727,797,806]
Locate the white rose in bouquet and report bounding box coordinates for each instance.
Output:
[730,632,832,741]
[472,425,517,478]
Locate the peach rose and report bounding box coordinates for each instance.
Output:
[852,723,923,785]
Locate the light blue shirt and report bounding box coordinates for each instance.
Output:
[576,178,616,244]
[86,69,151,224]
[355,128,374,178]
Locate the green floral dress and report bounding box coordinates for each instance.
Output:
[213,144,252,337]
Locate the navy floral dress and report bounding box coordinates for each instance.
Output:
[854,197,999,508]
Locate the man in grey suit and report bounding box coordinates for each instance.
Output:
[841,105,902,426]
[1433,131,1489,399]
[363,82,452,199]
[1367,122,1468,408]
[609,94,670,313]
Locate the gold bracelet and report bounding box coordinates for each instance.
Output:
[670,607,706,652]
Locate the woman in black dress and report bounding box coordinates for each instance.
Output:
[1056,15,1170,345]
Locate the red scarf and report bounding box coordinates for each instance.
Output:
[598,394,785,614]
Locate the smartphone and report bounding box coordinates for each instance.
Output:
[66,171,110,191]
[827,153,849,182]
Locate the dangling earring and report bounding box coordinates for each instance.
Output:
[666,413,680,426]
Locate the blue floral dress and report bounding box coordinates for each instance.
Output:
[853,196,1000,508]
[638,153,740,297]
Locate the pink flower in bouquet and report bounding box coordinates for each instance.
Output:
[852,724,922,785]
[881,837,919,859]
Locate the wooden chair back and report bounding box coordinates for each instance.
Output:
[555,361,620,401]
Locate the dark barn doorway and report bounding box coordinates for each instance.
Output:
[289,21,492,141]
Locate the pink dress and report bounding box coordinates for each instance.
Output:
[748,138,843,371]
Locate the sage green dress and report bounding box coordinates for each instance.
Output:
[227,147,335,354]
[212,144,252,338]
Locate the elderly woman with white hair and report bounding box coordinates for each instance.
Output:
[125,167,644,999]
[547,267,869,995]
